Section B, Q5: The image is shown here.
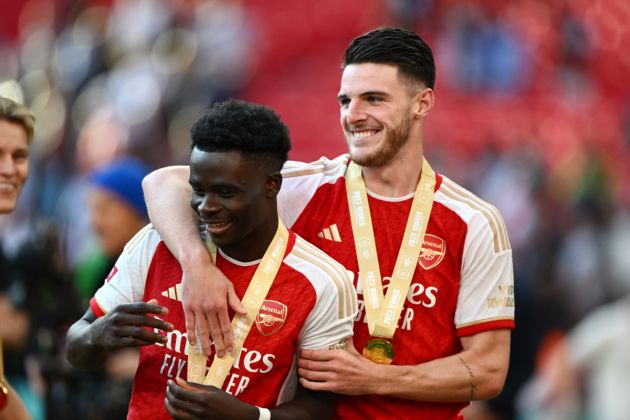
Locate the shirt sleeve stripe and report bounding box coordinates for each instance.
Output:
[294,238,357,318]
[89,297,106,318]
[292,238,356,320]
[456,318,515,337]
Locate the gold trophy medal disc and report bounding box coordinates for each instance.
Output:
[362,338,394,365]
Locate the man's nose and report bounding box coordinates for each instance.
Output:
[345,100,367,125]
[197,194,221,216]
[0,154,16,176]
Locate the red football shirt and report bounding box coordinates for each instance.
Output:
[277,155,515,419]
[90,225,356,419]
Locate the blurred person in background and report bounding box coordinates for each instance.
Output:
[76,157,151,303]
[0,96,35,420]
[49,157,152,420]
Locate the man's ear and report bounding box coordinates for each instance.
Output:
[412,88,434,119]
[267,172,283,197]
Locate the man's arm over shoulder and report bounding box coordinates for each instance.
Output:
[142,165,246,356]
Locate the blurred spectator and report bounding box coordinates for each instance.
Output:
[76,157,150,305]
[0,95,36,420]
[49,157,151,420]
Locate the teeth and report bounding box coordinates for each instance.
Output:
[207,221,229,228]
[0,183,16,191]
[353,130,378,138]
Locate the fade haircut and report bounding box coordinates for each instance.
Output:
[191,99,291,172]
[343,27,435,89]
[0,96,36,141]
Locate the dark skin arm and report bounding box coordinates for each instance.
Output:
[66,299,173,370]
[166,377,336,420]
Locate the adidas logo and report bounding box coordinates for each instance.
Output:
[161,283,183,302]
[317,224,342,242]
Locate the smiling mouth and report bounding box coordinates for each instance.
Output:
[351,129,380,139]
[0,183,17,193]
[204,220,232,236]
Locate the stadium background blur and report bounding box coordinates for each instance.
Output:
[1,0,629,419]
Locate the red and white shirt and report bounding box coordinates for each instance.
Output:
[90,225,357,420]
[278,155,515,420]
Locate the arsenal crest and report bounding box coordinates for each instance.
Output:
[255,300,288,336]
[418,234,446,270]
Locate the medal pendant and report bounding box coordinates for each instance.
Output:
[362,338,394,365]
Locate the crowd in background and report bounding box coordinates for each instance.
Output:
[0,0,629,419]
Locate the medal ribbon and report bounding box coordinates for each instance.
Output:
[345,159,436,338]
[186,220,289,387]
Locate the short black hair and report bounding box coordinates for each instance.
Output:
[191,99,291,172]
[343,27,435,89]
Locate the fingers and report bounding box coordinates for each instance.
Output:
[228,283,247,315]
[297,366,334,382]
[208,313,225,358]
[114,335,160,347]
[117,301,168,316]
[217,308,233,355]
[165,381,198,419]
[113,325,168,345]
[113,313,173,331]
[300,348,336,362]
[167,379,216,404]
[299,377,333,392]
[184,307,197,347]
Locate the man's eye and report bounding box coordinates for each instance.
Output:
[367,96,382,103]
[191,185,204,194]
[338,98,350,107]
[218,191,236,198]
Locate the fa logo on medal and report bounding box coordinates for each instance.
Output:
[256,300,288,336]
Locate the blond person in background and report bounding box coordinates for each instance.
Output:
[0,96,34,420]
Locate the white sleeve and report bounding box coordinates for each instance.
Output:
[455,211,515,331]
[278,155,349,228]
[92,224,161,315]
[299,268,357,350]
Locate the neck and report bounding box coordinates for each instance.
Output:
[361,140,424,197]
[221,212,279,263]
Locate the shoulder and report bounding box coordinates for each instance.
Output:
[284,235,356,319]
[281,154,349,181]
[122,224,163,256]
[435,175,510,253]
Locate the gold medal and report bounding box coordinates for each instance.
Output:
[362,338,394,365]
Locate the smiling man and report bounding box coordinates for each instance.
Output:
[66,100,357,420]
[0,99,31,214]
[143,28,515,419]
[0,96,35,420]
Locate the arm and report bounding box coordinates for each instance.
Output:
[299,328,510,402]
[142,166,245,357]
[66,300,172,370]
[0,380,30,420]
[166,378,336,420]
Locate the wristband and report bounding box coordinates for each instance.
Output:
[258,407,271,420]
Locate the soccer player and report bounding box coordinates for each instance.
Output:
[143,28,515,418]
[0,96,35,420]
[66,100,357,419]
